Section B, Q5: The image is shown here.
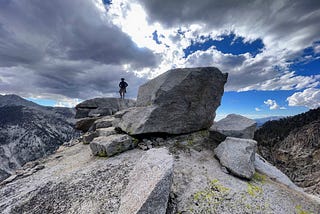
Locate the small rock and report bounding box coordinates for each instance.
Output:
[90,134,136,157]
[138,143,148,150]
[34,165,45,171]
[82,132,97,144]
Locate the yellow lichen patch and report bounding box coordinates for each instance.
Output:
[295,205,313,214]
[247,182,263,197]
[252,172,266,183]
[191,179,231,213]
[97,150,107,157]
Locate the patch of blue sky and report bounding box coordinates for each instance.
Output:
[102,0,112,5]
[215,90,308,120]
[152,30,161,44]
[288,41,320,77]
[26,98,57,107]
[183,33,264,58]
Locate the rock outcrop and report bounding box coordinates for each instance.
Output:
[118,148,173,214]
[75,97,136,119]
[74,98,135,132]
[214,137,257,179]
[211,114,257,139]
[114,67,228,135]
[254,108,320,196]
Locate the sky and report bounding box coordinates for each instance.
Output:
[0,0,319,120]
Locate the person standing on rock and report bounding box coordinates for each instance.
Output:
[119,78,128,99]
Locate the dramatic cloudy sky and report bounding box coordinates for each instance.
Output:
[0,0,319,119]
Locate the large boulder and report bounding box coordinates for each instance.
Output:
[211,114,257,139]
[115,67,228,135]
[118,148,174,214]
[214,137,257,179]
[75,98,136,119]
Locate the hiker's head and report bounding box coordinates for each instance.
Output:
[121,78,125,81]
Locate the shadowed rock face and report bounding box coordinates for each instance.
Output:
[115,67,228,135]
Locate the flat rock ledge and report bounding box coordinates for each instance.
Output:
[214,137,257,179]
[75,97,136,119]
[90,134,136,157]
[118,148,174,214]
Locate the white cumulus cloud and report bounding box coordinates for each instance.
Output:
[287,88,320,109]
[264,99,280,110]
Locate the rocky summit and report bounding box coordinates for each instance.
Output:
[1,68,320,214]
[211,114,257,139]
[114,67,228,135]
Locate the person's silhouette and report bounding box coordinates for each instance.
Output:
[119,78,128,99]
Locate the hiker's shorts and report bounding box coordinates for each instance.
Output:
[119,88,126,93]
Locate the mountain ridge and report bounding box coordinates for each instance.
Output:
[0,94,79,182]
[254,107,320,196]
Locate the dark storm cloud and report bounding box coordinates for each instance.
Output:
[0,24,44,67]
[0,0,157,67]
[138,0,252,27]
[32,61,148,99]
[0,0,157,100]
[0,62,147,100]
[138,0,320,30]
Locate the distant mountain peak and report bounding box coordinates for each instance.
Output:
[0,94,40,108]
